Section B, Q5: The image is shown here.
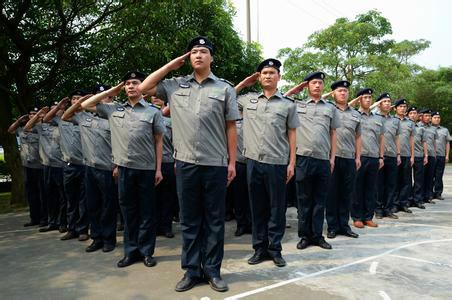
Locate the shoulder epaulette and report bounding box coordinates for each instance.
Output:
[219,78,234,87]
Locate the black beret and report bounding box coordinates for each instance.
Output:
[432,111,440,116]
[48,100,59,107]
[356,88,373,97]
[121,71,145,82]
[377,92,391,101]
[70,89,88,98]
[93,84,111,94]
[186,36,214,54]
[27,106,39,112]
[303,71,326,82]
[331,80,350,90]
[394,98,407,107]
[257,58,281,72]
[407,106,417,113]
[419,108,431,114]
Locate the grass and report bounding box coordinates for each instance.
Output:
[0,192,28,214]
[0,153,4,161]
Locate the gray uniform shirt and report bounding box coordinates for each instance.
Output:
[35,120,65,167]
[238,91,299,165]
[96,99,165,170]
[398,117,415,157]
[359,110,385,158]
[16,127,42,169]
[335,106,361,159]
[435,126,451,157]
[72,112,114,171]
[295,98,341,160]
[156,72,239,167]
[236,119,246,164]
[54,116,84,165]
[421,123,438,157]
[378,113,401,157]
[413,124,426,158]
[162,116,174,163]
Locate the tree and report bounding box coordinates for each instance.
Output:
[0,0,262,205]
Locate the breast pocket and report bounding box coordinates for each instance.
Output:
[246,103,258,119]
[173,89,190,108]
[272,110,288,126]
[207,93,225,114]
[316,107,333,123]
[344,118,359,131]
[111,111,125,128]
[136,115,153,131]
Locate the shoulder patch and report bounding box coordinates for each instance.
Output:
[284,95,295,102]
[219,78,234,87]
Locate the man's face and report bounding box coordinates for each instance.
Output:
[190,46,213,71]
[333,87,349,105]
[417,113,423,121]
[379,98,392,113]
[396,104,407,115]
[29,111,37,117]
[308,79,324,97]
[422,113,432,123]
[259,67,280,90]
[360,94,373,109]
[124,79,142,98]
[71,95,82,106]
[432,115,441,125]
[408,111,418,121]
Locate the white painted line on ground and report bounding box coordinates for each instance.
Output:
[389,254,452,268]
[295,271,307,276]
[380,221,452,230]
[378,290,391,300]
[224,239,452,300]
[369,261,379,274]
[200,297,211,300]
[417,211,452,213]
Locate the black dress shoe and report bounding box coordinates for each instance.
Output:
[426,199,436,204]
[416,203,426,209]
[224,214,234,222]
[327,231,337,239]
[206,276,229,292]
[60,231,78,240]
[247,251,269,265]
[272,255,286,267]
[175,274,201,292]
[164,231,175,238]
[316,238,332,250]
[86,241,103,253]
[117,255,141,268]
[342,230,359,238]
[375,214,384,219]
[400,207,412,213]
[39,225,59,232]
[435,195,445,200]
[144,256,157,267]
[386,213,399,219]
[234,227,246,237]
[59,226,68,233]
[24,221,39,227]
[296,239,310,250]
[78,233,90,241]
[117,224,124,232]
[38,222,48,228]
[102,244,115,253]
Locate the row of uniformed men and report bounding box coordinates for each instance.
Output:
[9,36,451,293]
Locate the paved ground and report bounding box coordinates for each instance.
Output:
[1,166,452,300]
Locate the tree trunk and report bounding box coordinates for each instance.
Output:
[0,92,26,206]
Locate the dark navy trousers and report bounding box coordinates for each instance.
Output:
[423,156,436,201]
[396,156,412,208]
[24,167,44,224]
[229,162,251,230]
[118,166,156,257]
[85,166,117,246]
[176,161,227,279]
[63,163,88,234]
[296,156,330,242]
[326,157,356,233]
[43,166,66,227]
[155,162,177,233]
[433,156,446,198]
[247,160,286,257]
[352,156,379,222]
[412,157,425,204]
[376,156,398,215]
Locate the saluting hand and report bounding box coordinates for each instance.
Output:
[241,72,260,88]
[322,91,334,99]
[284,81,307,97]
[109,82,125,97]
[18,115,30,124]
[155,170,163,186]
[38,106,50,118]
[348,95,362,107]
[167,52,191,71]
[58,97,70,110]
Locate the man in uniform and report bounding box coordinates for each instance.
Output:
[62,84,119,252]
[419,109,438,203]
[351,88,385,228]
[8,107,44,227]
[138,36,238,292]
[81,71,165,268]
[431,111,450,200]
[44,91,89,241]
[374,93,401,219]
[325,80,361,239]
[234,59,299,267]
[408,107,427,209]
[394,99,415,213]
[285,71,340,250]
[25,103,67,233]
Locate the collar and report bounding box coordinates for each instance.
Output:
[124,98,146,108]
[258,90,283,100]
[186,72,218,83]
[306,97,327,104]
[358,109,373,116]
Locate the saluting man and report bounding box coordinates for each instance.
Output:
[138,36,239,292]
[235,59,299,267]
[431,111,450,200]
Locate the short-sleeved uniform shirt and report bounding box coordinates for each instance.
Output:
[413,123,426,158]
[162,116,174,163]
[377,113,401,157]
[435,126,451,157]
[335,105,361,159]
[156,72,239,167]
[96,99,165,170]
[295,98,341,160]
[35,120,65,167]
[421,123,438,157]
[72,111,114,171]
[236,118,246,164]
[238,91,299,165]
[54,116,84,165]
[398,117,415,157]
[16,127,42,169]
[358,110,385,158]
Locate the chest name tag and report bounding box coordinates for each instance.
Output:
[116,107,125,111]
[250,99,258,104]
[179,83,190,88]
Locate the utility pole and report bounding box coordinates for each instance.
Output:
[246,0,251,42]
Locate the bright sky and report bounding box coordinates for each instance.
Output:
[231,0,452,69]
